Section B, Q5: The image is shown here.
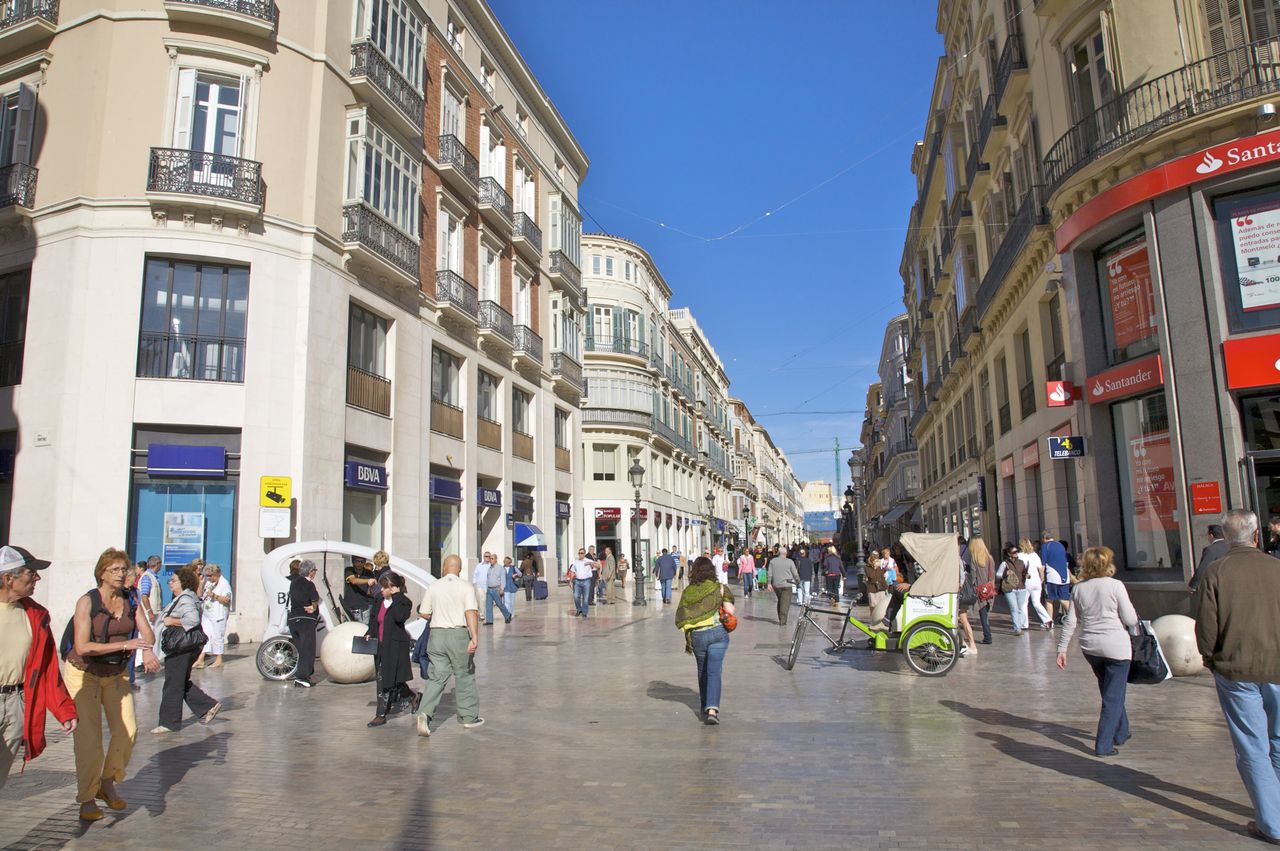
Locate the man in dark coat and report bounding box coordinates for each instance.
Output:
[1189,523,1229,593]
[654,549,678,604]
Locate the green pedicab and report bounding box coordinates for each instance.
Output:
[785,532,961,676]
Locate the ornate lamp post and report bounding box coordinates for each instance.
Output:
[846,450,867,576]
[704,490,716,554]
[629,459,646,606]
[742,505,753,551]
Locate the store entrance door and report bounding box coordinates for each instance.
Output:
[1245,452,1280,546]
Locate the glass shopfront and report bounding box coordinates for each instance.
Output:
[1096,231,1160,364]
[1112,392,1180,569]
[428,473,461,577]
[1214,186,1280,333]
[343,452,387,549]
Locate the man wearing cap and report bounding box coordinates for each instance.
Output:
[0,546,77,788]
[136,555,163,625]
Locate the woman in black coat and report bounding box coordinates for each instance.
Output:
[368,571,419,727]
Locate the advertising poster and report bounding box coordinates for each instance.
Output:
[1230,202,1280,311]
[1129,431,1176,533]
[162,511,205,566]
[1103,239,1157,350]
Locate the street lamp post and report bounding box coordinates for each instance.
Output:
[629,459,646,606]
[704,491,715,554]
[846,451,867,579]
[742,505,753,551]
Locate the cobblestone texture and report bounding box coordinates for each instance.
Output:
[0,586,1260,850]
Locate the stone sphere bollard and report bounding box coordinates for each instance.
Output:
[1152,614,1203,677]
[319,621,377,684]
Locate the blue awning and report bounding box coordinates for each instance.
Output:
[880,503,914,525]
[513,523,547,551]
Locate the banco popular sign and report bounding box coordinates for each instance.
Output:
[1085,353,1164,404]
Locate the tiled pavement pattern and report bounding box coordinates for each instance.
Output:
[0,583,1262,850]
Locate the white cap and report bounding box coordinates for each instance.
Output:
[0,545,50,575]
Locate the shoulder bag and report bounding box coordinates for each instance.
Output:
[1128,620,1172,684]
[718,590,738,633]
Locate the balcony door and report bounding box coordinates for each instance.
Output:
[514,271,530,328]
[1067,31,1116,153]
[174,70,242,189]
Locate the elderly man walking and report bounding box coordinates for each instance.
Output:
[766,548,800,627]
[416,554,482,737]
[599,547,617,605]
[1193,510,1280,844]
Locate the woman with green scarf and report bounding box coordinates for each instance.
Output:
[675,556,735,725]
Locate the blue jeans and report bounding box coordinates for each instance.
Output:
[742,573,754,596]
[572,578,591,615]
[1215,674,1280,837]
[1084,654,1131,754]
[660,578,673,601]
[1004,589,1029,630]
[504,590,516,615]
[691,624,730,713]
[485,587,511,623]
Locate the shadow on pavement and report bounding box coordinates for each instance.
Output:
[976,731,1253,833]
[646,680,701,717]
[130,731,232,817]
[940,700,1094,754]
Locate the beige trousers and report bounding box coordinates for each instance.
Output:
[0,689,23,789]
[63,662,136,803]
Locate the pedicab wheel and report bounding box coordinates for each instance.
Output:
[785,619,808,671]
[901,622,959,677]
[256,636,300,681]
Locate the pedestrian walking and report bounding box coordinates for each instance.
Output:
[484,553,512,625]
[368,571,419,728]
[136,555,163,626]
[1039,531,1072,623]
[193,563,231,670]
[64,548,159,820]
[587,545,600,606]
[502,557,520,615]
[123,563,142,691]
[968,537,996,645]
[864,551,888,614]
[617,554,630,596]
[1192,510,1280,843]
[712,548,727,585]
[997,543,1029,635]
[793,547,812,605]
[1188,523,1228,592]
[766,548,800,626]
[154,565,220,735]
[0,547,77,792]
[822,546,843,600]
[654,548,679,604]
[600,547,617,604]
[674,556,734,726]
[737,549,756,598]
[288,560,321,688]
[568,549,594,616]
[520,553,539,602]
[415,554,482,737]
[1019,538,1053,630]
[1055,546,1139,757]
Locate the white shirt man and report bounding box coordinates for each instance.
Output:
[712,550,727,585]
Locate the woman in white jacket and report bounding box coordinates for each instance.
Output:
[1019,538,1053,630]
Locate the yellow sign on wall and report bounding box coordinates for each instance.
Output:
[260,476,292,508]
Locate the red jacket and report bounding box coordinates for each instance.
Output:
[18,598,76,764]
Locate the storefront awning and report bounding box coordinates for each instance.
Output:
[513,523,548,551]
[880,503,914,526]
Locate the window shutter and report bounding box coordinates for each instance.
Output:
[612,306,622,343]
[12,83,35,166]
[173,69,196,149]
[585,306,594,341]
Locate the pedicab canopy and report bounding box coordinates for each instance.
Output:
[897,532,960,598]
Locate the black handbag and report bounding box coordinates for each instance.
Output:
[161,624,208,655]
[958,569,978,607]
[352,635,379,655]
[1128,621,1171,684]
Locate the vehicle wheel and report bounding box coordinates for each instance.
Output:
[785,619,808,671]
[901,622,959,676]
[256,636,299,681]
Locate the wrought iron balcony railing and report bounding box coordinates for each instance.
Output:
[994,30,1027,103]
[1044,35,1280,193]
[170,0,277,27]
[0,162,36,209]
[548,250,582,299]
[137,332,246,383]
[584,335,648,359]
[582,408,650,429]
[343,203,419,281]
[478,176,512,222]
[435,269,478,317]
[438,134,478,188]
[1018,381,1037,420]
[977,93,1006,153]
[512,212,542,253]
[551,351,582,387]
[478,299,513,340]
[147,147,263,207]
[0,0,58,31]
[351,41,424,125]
[513,324,542,360]
[975,185,1047,319]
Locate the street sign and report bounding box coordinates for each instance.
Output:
[260,476,292,507]
[1047,435,1087,459]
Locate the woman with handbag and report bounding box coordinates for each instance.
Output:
[956,556,979,657]
[1055,546,1140,757]
[968,537,997,645]
[502,557,520,616]
[368,571,419,728]
[520,554,538,602]
[65,548,161,821]
[1018,538,1053,631]
[996,543,1029,635]
[154,565,219,735]
[674,556,734,726]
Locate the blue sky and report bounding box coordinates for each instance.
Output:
[489,0,942,488]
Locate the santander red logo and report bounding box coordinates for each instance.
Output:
[1085,354,1164,404]
[1196,151,1224,175]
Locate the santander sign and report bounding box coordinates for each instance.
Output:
[1085,353,1164,405]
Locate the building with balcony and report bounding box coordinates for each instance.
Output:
[861,314,920,548]
[726,399,802,548]
[893,0,1280,614]
[5,0,588,638]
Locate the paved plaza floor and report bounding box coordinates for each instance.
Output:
[0,583,1263,850]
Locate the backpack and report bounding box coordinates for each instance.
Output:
[60,588,137,663]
